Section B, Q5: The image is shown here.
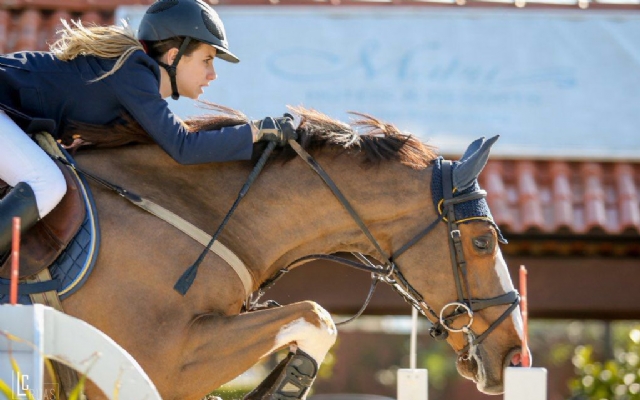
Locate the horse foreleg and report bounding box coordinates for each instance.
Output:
[177,300,336,400]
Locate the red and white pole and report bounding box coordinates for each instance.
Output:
[504,264,547,400]
[10,216,20,305]
[520,265,530,367]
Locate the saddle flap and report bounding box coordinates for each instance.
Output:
[0,160,86,279]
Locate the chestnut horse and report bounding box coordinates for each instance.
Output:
[59,107,524,399]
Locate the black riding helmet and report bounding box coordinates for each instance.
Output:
[138,0,240,99]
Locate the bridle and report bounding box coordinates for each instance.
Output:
[253,142,520,357]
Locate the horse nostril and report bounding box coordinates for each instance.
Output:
[510,352,522,367]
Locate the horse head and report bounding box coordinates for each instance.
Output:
[386,135,525,393]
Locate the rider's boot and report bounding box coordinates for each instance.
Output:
[244,349,318,400]
[0,182,40,254]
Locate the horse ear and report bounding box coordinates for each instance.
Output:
[452,135,499,191]
[459,137,486,162]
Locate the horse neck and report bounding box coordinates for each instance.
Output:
[229,151,437,284]
[78,145,436,287]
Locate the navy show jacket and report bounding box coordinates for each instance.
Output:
[0,50,254,164]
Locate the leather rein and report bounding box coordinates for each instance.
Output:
[252,141,520,356]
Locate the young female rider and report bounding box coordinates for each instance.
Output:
[0,0,296,254]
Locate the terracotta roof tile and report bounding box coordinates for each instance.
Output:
[517,161,546,231]
[549,161,573,231]
[480,160,640,236]
[614,164,640,231]
[0,8,113,53]
[1,1,153,12]
[0,10,9,52]
[15,9,41,51]
[0,2,128,53]
[583,163,607,232]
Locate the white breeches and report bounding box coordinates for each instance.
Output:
[0,111,66,217]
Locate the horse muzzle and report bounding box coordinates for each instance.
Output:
[456,344,524,394]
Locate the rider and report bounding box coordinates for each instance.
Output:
[0,0,296,254]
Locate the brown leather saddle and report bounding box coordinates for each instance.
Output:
[0,160,85,279]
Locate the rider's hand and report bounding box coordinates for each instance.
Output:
[252,115,298,146]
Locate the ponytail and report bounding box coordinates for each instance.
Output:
[50,20,144,81]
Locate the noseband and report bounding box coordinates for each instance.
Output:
[255,143,520,357]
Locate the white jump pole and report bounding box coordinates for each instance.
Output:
[397,307,428,400]
[0,304,163,400]
[0,219,161,400]
[503,265,547,400]
[504,367,547,400]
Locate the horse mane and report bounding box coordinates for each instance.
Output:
[287,106,437,169]
[62,103,437,169]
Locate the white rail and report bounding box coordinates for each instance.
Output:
[0,304,162,400]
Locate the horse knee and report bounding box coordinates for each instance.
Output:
[275,301,337,364]
[301,300,337,338]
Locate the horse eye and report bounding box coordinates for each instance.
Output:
[473,236,493,252]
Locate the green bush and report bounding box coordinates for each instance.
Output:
[569,327,640,400]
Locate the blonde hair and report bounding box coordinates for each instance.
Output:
[50,20,144,82]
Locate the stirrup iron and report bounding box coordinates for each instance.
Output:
[244,349,318,400]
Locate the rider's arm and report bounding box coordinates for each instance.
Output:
[110,52,254,165]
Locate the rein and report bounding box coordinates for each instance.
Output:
[253,140,520,355]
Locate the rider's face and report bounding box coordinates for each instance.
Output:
[175,44,218,100]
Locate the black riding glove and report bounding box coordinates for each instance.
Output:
[253,116,298,146]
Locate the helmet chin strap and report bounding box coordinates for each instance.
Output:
[157,37,192,100]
